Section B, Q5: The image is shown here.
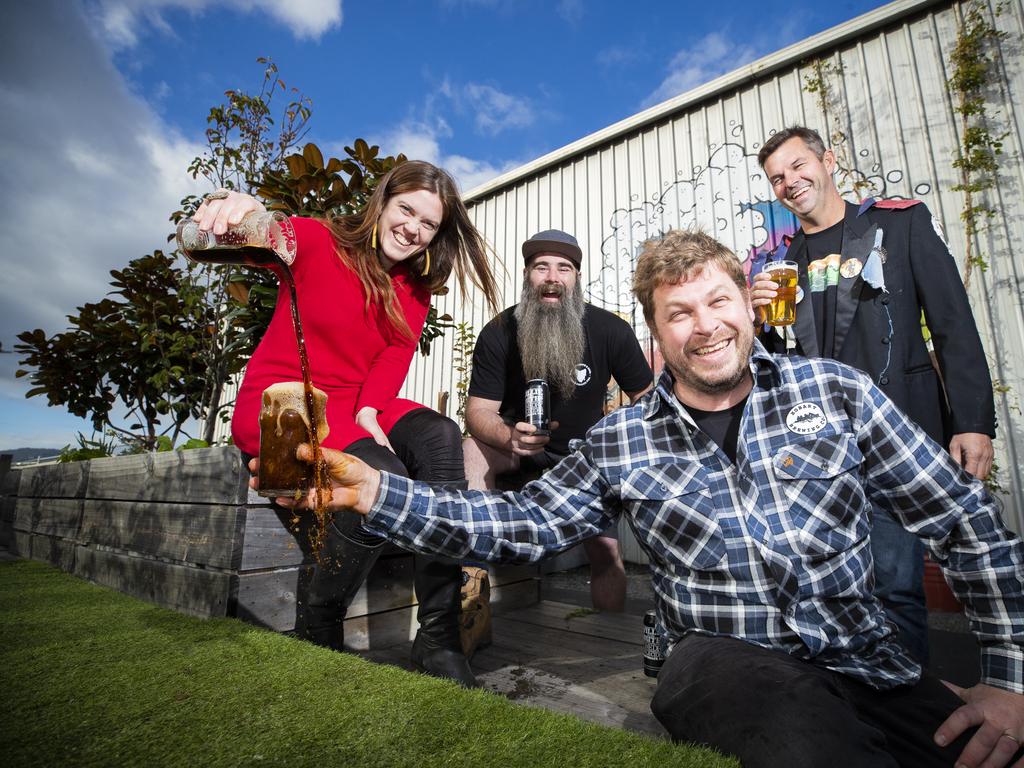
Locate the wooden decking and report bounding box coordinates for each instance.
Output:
[362,598,667,738]
[361,590,979,739]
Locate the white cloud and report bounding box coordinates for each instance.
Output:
[462,83,535,136]
[596,45,642,69]
[557,0,583,25]
[0,0,208,448]
[330,76,529,193]
[87,0,343,47]
[644,32,760,107]
[371,120,518,193]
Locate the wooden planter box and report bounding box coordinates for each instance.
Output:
[0,447,538,650]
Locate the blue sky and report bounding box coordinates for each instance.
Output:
[0,0,888,450]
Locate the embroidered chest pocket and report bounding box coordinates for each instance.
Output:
[772,433,868,557]
[621,463,725,570]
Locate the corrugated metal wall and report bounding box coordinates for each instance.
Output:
[398,0,1024,558]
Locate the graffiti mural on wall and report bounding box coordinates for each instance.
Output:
[586,127,931,319]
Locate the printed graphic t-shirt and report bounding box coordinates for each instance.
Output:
[805,219,844,359]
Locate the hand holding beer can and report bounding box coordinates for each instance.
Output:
[525,379,550,436]
[764,260,799,327]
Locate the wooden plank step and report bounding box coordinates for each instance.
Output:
[85,446,249,504]
[79,500,244,569]
[73,544,231,618]
[359,599,663,737]
[14,498,84,541]
[18,461,88,499]
[504,599,645,645]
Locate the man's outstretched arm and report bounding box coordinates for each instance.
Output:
[249,442,616,565]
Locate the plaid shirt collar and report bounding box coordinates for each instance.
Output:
[643,338,782,426]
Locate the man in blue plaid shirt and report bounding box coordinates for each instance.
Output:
[264,230,1024,768]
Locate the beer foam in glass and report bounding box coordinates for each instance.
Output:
[257,382,329,498]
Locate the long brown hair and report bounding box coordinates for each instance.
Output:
[326,160,501,338]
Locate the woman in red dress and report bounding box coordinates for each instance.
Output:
[194,161,500,686]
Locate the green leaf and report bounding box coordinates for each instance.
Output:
[303,143,324,170]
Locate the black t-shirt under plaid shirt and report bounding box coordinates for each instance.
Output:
[367,341,1024,694]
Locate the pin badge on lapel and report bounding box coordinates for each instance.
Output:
[840,258,862,279]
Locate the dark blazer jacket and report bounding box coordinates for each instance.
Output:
[766,200,995,445]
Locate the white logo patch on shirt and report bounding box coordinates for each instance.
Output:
[574,364,592,386]
[786,402,827,435]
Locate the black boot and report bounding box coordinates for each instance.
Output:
[410,554,480,687]
[294,511,385,651]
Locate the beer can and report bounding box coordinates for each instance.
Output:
[525,379,550,435]
[643,609,665,677]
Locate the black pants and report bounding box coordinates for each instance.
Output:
[336,406,465,541]
[650,634,984,768]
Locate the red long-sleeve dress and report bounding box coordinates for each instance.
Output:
[231,217,432,455]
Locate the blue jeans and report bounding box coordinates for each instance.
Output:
[870,507,928,664]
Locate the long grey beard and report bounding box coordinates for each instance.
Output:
[514,280,586,399]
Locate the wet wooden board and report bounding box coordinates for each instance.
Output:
[361,599,665,737]
[501,599,645,644]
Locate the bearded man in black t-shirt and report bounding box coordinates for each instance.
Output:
[464,229,653,611]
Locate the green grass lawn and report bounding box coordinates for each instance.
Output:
[0,560,736,767]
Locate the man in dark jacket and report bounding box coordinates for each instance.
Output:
[751,125,996,663]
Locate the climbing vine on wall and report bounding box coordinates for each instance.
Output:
[948,0,1009,289]
[802,56,876,199]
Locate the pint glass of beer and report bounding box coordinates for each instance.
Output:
[764,260,799,327]
[257,382,329,498]
[176,210,297,266]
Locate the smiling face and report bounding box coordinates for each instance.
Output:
[375,188,444,270]
[762,136,844,232]
[524,253,579,304]
[651,264,755,410]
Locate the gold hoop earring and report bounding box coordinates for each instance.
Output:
[371,222,378,250]
[421,249,431,276]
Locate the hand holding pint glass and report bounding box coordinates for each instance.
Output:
[760,260,798,327]
[257,382,329,499]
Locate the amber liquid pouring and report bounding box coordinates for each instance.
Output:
[184,243,332,557]
[278,261,331,556]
